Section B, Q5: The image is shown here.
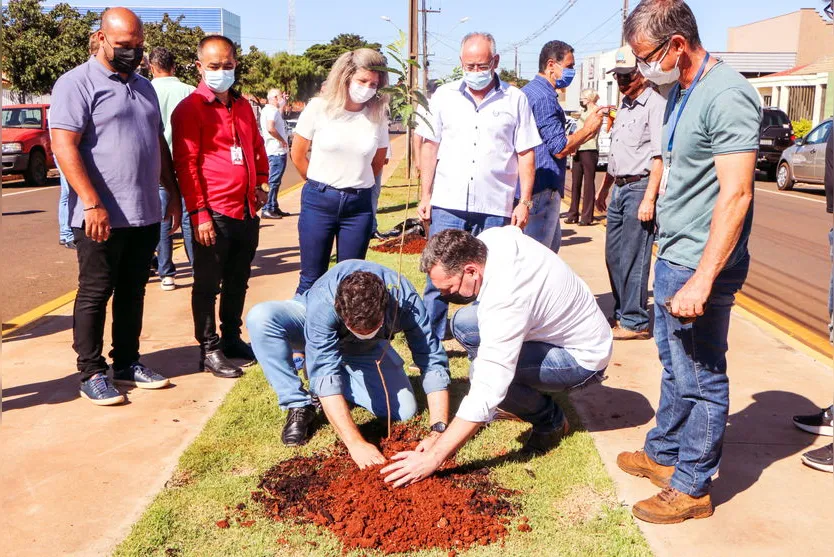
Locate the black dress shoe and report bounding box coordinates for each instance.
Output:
[564,216,579,224]
[275,207,292,217]
[261,209,282,219]
[372,230,387,241]
[521,419,570,455]
[222,337,257,367]
[282,405,318,446]
[200,349,243,378]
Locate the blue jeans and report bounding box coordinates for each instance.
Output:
[265,154,287,212]
[246,299,417,419]
[156,187,193,278]
[605,178,655,332]
[58,172,73,243]
[451,304,604,432]
[371,172,382,234]
[523,189,562,253]
[644,256,749,497]
[424,207,510,341]
[828,228,833,343]
[296,180,374,295]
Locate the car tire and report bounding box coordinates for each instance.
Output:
[776,161,794,191]
[23,150,47,186]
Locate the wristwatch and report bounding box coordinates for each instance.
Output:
[430,421,447,434]
[519,198,533,209]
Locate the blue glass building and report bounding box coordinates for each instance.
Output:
[44,6,241,45]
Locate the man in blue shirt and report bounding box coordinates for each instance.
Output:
[247,261,451,467]
[521,40,603,252]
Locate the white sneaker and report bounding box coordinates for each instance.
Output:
[161,276,176,291]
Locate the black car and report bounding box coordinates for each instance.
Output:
[757,107,794,180]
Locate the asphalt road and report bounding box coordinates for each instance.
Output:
[565,169,833,339]
[1,162,303,326]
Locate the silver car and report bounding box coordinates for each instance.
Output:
[776,118,832,190]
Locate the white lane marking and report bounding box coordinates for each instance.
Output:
[754,187,826,205]
[1,185,59,198]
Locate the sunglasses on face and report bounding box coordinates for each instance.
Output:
[615,71,638,83]
[633,37,671,66]
[826,2,834,19]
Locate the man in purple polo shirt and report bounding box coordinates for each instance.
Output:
[51,7,182,406]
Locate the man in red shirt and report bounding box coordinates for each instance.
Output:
[172,35,269,378]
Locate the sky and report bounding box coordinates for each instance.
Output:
[39,0,829,78]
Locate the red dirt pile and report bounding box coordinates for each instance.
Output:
[370,232,427,255]
[251,424,521,554]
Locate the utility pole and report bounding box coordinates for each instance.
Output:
[419,0,441,91]
[407,0,419,180]
[288,0,296,55]
[621,0,629,46]
[514,46,519,78]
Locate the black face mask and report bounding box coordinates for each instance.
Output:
[105,37,143,74]
[438,292,477,305]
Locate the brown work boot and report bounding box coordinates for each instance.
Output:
[632,487,714,524]
[617,450,674,488]
[612,326,651,340]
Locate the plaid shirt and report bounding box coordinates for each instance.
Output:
[521,75,568,196]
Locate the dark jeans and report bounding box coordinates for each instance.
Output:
[451,304,604,432]
[568,150,598,224]
[644,256,749,497]
[265,154,287,212]
[192,211,259,350]
[157,187,193,277]
[424,207,509,342]
[296,180,373,295]
[72,223,160,382]
[605,177,655,332]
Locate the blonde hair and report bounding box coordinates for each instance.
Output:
[580,88,599,105]
[321,48,389,123]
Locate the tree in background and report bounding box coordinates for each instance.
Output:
[304,33,382,71]
[143,13,205,86]
[237,46,326,104]
[436,66,463,85]
[2,0,99,97]
[498,68,529,88]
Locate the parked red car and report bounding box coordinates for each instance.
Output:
[2,104,56,186]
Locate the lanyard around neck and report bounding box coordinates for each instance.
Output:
[665,53,711,156]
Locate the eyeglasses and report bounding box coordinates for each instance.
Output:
[461,59,494,72]
[633,37,670,66]
[615,70,638,83]
[826,2,834,20]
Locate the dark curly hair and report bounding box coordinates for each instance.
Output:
[334,271,388,331]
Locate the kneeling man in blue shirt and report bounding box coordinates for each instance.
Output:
[247,260,451,468]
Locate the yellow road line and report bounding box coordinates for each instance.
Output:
[563,195,832,361]
[3,180,307,337]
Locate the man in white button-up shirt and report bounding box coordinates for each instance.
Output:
[381,227,613,487]
[415,32,542,343]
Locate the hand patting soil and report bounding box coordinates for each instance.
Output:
[251,423,522,554]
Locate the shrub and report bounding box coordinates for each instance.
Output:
[792,118,812,138]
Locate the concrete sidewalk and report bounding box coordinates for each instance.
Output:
[0,135,408,557]
[561,218,833,557]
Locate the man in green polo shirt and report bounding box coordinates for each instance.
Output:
[616,0,760,524]
[150,47,195,291]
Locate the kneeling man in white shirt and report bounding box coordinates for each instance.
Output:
[381,226,613,487]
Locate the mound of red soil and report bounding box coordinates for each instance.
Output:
[370,232,427,255]
[251,424,520,554]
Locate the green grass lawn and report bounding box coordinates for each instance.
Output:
[113,163,652,557]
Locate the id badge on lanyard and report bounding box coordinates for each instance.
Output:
[231,145,244,165]
[660,53,710,197]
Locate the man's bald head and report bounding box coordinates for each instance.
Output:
[100,7,143,37]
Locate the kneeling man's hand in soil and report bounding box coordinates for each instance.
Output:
[348,440,386,469]
[381,450,444,488]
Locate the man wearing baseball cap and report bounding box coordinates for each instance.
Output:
[595,46,665,340]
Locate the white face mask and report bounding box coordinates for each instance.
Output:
[348,323,382,340]
[204,69,236,93]
[637,44,681,86]
[349,81,377,104]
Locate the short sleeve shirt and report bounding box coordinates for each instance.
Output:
[260,104,289,157]
[50,58,163,229]
[416,78,542,217]
[607,87,665,176]
[657,61,760,269]
[294,97,389,189]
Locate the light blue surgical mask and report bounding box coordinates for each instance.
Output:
[463,69,494,91]
[554,67,576,89]
[204,69,236,93]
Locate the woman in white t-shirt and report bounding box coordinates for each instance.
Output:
[291,48,391,295]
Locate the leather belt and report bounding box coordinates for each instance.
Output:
[614,174,649,186]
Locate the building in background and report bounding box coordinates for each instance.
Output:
[43,5,241,45]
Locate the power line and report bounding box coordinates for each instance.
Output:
[570,9,622,48]
[505,0,581,51]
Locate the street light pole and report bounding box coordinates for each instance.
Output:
[621,0,629,46]
[407,0,419,179]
